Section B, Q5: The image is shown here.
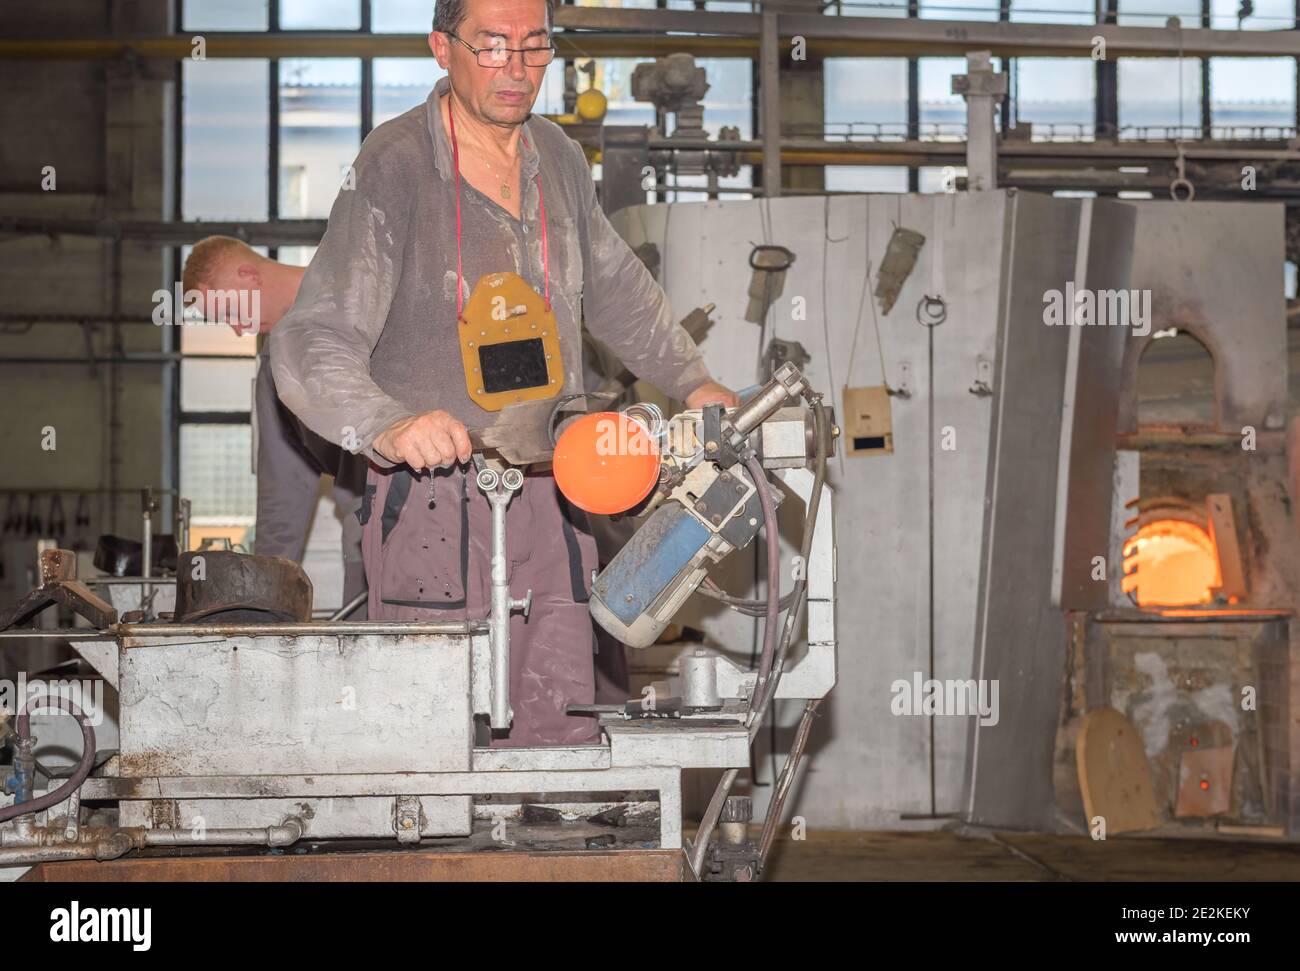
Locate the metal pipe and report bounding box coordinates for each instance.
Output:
[651,137,1300,162]
[176,499,191,556]
[0,354,244,366]
[84,577,178,585]
[729,367,810,437]
[0,215,326,244]
[688,767,740,879]
[478,466,528,730]
[0,313,162,326]
[118,620,488,636]
[8,14,1300,59]
[0,836,133,866]
[744,455,781,714]
[760,9,781,199]
[0,817,306,866]
[141,489,153,607]
[328,588,369,621]
[0,695,97,826]
[142,816,304,848]
[757,699,821,871]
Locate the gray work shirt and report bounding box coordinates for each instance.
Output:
[270,75,711,465]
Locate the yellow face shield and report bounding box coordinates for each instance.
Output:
[458,271,563,413]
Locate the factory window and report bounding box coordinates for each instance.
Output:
[829,168,911,192]
[826,0,910,16]
[374,60,447,127]
[1209,0,1295,28]
[824,58,909,193]
[667,0,759,8]
[279,59,363,219]
[1117,0,1200,27]
[1013,59,1095,141]
[919,0,1000,20]
[919,57,1002,141]
[182,60,270,221]
[182,0,269,31]
[371,0,434,31]
[176,243,262,552]
[180,350,257,414]
[180,425,258,552]
[1122,519,1220,607]
[825,59,908,141]
[594,58,657,128]
[281,0,363,30]
[278,246,319,268]
[1136,331,1217,427]
[1117,58,1202,139]
[1009,0,1095,24]
[1210,58,1296,138]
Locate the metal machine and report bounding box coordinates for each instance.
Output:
[0,365,836,882]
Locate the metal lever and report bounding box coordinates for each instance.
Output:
[477,459,530,730]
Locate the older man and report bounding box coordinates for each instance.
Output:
[270,0,736,747]
[182,237,367,616]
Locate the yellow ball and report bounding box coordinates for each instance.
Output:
[576,88,608,122]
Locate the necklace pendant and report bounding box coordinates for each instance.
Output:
[501,184,511,199]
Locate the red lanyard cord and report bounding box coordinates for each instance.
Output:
[447,97,550,322]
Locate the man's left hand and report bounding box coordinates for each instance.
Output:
[685,381,740,410]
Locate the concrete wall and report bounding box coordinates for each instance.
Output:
[0,1,172,605]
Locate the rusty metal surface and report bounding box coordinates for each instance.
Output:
[23,848,690,882]
[174,550,312,623]
[0,548,118,631]
[39,548,76,584]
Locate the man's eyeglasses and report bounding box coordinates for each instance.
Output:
[445,32,556,68]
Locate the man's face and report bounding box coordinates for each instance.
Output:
[430,0,551,128]
[198,259,263,337]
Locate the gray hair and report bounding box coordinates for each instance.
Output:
[433,0,555,34]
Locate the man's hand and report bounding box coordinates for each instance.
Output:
[685,380,740,411]
[372,410,473,470]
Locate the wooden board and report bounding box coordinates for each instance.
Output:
[24,848,690,883]
[1076,706,1161,835]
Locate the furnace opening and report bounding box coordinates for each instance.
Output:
[1122,518,1220,607]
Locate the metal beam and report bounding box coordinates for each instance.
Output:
[6,10,1300,61]
[0,216,326,245]
[23,848,692,883]
[760,9,781,199]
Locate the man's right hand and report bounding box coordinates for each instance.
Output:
[372,410,473,470]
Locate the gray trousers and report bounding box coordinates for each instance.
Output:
[360,463,603,747]
[254,347,367,616]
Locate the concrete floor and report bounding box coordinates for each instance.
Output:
[763,829,1300,881]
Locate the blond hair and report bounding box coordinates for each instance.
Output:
[182,236,261,293]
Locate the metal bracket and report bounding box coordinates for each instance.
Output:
[0,548,117,632]
[394,795,423,844]
[969,357,994,397]
[890,361,914,400]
